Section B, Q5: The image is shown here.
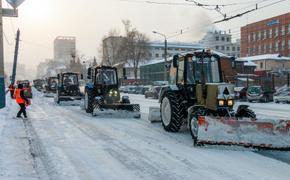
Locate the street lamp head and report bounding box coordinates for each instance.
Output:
[6,0,25,9]
[152,31,157,34]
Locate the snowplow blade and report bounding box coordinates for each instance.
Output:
[92,104,141,118]
[195,116,290,150]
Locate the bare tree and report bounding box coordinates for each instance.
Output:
[120,20,150,79]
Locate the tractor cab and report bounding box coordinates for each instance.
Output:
[84,65,140,118]
[55,72,81,104]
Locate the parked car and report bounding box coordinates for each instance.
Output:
[234,86,247,101]
[16,80,33,98]
[274,90,290,103]
[135,86,150,95]
[144,86,161,99]
[247,86,274,102]
[127,86,137,94]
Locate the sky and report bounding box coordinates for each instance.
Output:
[2,0,290,77]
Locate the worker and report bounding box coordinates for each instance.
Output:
[15,84,29,118]
[8,84,15,99]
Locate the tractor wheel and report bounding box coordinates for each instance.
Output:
[236,105,256,119]
[189,108,206,146]
[160,92,185,132]
[85,90,94,113]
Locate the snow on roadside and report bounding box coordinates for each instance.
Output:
[0,97,38,180]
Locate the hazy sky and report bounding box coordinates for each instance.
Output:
[2,0,290,74]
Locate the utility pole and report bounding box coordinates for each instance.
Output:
[11,29,20,85]
[0,0,24,109]
[152,31,168,81]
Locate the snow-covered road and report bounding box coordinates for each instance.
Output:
[1,91,290,180]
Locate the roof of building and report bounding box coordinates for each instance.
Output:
[236,54,290,61]
[149,41,204,49]
[140,50,231,67]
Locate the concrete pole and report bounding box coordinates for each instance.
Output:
[0,0,5,109]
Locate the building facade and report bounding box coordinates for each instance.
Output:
[199,31,241,57]
[102,36,126,66]
[54,36,76,64]
[148,41,204,59]
[241,12,290,57]
[237,54,290,72]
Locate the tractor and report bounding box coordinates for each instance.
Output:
[43,76,58,97]
[157,50,290,149]
[84,66,140,118]
[55,72,82,104]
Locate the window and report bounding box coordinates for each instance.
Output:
[162,54,165,58]
[221,37,225,41]
[237,47,240,51]
[168,48,172,51]
[263,44,266,53]
[261,31,264,40]
[260,62,263,69]
[268,43,272,52]
[275,27,279,37]
[288,39,290,49]
[216,36,219,41]
[155,53,159,58]
[281,26,285,36]
[149,53,152,58]
[221,46,225,50]
[226,46,230,51]
[257,31,260,40]
[288,24,290,34]
[253,33,256,41]
[232,47,236,51]
[226,37,230,42]
[268,29,272,38]
[263,30,267,40]
[215,46,219,50]
[248,34,251,42]
[275,41,279,51]
[258,45,261,53]
[175,48,179,51]
[281,40,285,50]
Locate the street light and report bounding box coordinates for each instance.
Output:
[0,0,25,109]
[152,31,168,81]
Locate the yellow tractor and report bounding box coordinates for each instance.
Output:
[158,50,290,150]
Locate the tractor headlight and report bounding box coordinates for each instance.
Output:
[109,90,118,97]
[218,100,225,106]
[227,99,234,106]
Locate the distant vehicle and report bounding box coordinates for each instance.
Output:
[33,79,45,91]
[127,86,137,94]
[43,77,58,96]
[274,90,290,103]
[145,86,161,99]
[247,86,274,102]
[234,87,247,101]
[153,81,168,86]
[16,80,32,98]
[55,72,82,104]
[135,86,150,95]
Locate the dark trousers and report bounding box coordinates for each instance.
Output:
[17,103,27,118]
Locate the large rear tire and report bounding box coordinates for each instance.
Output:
[160,92,185,132]
[85,90,94,113]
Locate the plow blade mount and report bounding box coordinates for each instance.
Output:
[195,116,290,150]
[92,103,141,118]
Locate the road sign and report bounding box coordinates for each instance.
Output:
[6,0,25,9]
[2,8,18,17]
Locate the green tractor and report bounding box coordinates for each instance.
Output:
[84,66,140,118]
[158,50,268,147]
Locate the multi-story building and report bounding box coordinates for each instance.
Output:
[54,36,76,64]
[241,12,290,57]
[148,41,204,59]
[102,36,126,66]
[199,31,241,57]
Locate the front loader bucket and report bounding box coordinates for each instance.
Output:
[194,116,290,150]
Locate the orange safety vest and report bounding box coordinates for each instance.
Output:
[15,88,25,104]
